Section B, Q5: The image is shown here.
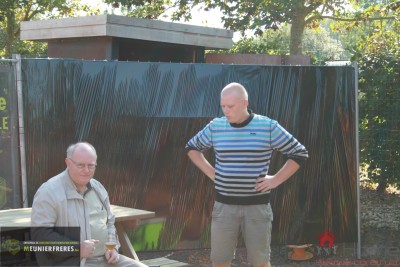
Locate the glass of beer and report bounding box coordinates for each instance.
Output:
[105,241,117,251]
[105,234,117,251]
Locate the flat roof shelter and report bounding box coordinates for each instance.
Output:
[20,15,234,62]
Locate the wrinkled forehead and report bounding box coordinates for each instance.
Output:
[71,145,97,160]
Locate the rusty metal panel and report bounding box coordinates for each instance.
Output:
[205,53,311,65]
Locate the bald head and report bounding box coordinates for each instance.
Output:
[66,142,97,159]
[221,82,248,101]
[220,83,249,124]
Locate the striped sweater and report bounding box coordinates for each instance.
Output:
[186,113,308,205]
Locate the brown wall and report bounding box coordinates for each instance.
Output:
[47,37,206,63]
[48,37,115,60]
[205,53,311,65]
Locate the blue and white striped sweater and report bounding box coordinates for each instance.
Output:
[186,114,308,205]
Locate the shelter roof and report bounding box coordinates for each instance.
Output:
[20,14,234,50]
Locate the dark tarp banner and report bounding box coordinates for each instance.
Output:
[0,62,21,209]
[21,59,357,250]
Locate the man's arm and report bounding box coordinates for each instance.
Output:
[255,120,309,192]
[187,150,215,181]
[31,188,81,262]
[255,159,300,192]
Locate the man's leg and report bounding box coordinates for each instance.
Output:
[210,202,241,267]
[212,259,271,267]
[113,254,148,267]
[84,254,148,267]
[242,204,273,267]
[212,262,231,267]
[212,255,271,267]
[253,262,271,267]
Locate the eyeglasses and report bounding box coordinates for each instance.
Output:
[68,158,97,170]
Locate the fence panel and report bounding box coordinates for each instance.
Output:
[0,60,21,209]
[21,59,358,250]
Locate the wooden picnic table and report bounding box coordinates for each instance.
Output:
[0,205,155,261]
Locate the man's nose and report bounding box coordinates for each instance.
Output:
[82,165,91,171]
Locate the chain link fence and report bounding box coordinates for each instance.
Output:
[358,66,400,191]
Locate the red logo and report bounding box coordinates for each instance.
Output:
[318,230,336,248]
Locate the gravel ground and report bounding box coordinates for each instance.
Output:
[137,187,400,266]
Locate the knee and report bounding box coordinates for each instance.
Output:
[253,262,271,267]
[213,262,231,267]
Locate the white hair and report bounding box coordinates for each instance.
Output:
[66,142,97,158]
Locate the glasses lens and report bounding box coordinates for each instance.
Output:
[87,164,96,169]
[69,158,96,169]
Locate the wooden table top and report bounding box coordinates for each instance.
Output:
[0,205,155,228]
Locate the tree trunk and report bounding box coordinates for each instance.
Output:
[289,5,308,55]
[5,11,15,58]
[377,179,387,194]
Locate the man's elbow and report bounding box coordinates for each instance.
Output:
[187,149,203,161]
[187,149,197,157]
[288,156,307,167]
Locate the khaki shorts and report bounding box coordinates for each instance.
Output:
[210,201,273,265]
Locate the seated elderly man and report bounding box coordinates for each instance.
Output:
[31,142,148,267]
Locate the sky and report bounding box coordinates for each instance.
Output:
[82,0,225,28]
[159,7,243,41]
[165,6,225,29]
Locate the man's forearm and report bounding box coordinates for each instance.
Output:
[274,159,300,186]
[187,150,215,181]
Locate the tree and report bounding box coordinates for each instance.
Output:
[0,0,100,58]
[229,24,346,63]
[108,0,399,55]
[103,0,170,19]
[352,6,400,192]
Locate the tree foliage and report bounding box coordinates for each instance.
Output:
[351,7,400,192]
[229,24,346,63]
[103,0,171,19]
[0,0,100,58]
[108,0,399,55]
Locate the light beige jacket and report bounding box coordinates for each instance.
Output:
[31,169,118,266]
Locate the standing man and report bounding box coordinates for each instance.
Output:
[31,142,147,267]
[186,82,308,267]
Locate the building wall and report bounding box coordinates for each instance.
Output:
[47,37,205,63]
[205,53,311,65]
[48,37,115,60]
